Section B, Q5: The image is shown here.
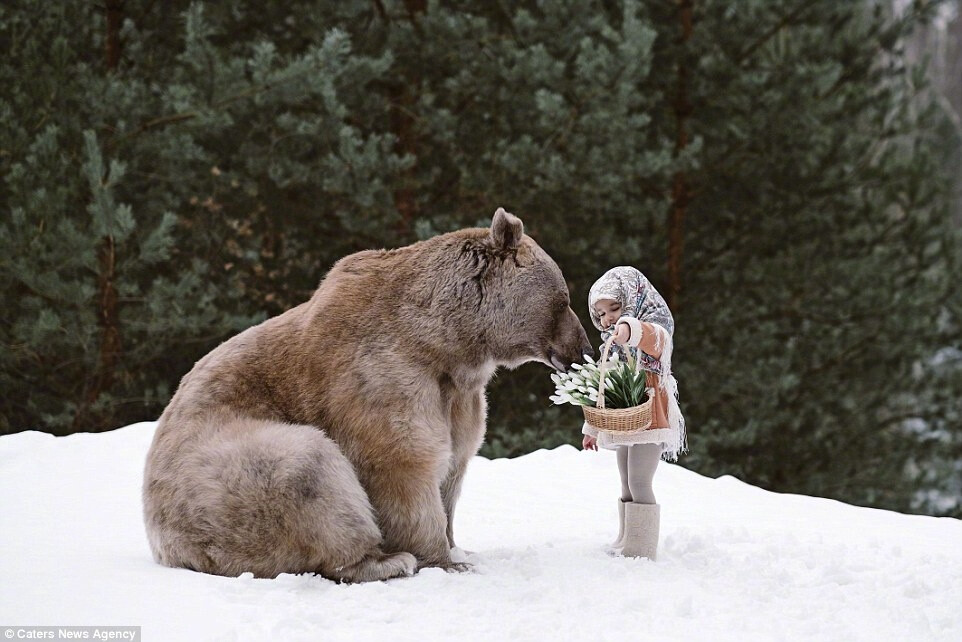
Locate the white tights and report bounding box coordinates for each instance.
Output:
[617,443,661,504]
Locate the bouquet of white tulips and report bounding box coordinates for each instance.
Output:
[549,353,650,410]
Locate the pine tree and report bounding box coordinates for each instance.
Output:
[644,0,960,512]
[0,1,404,433]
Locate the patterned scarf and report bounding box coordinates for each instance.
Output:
[588,266,674,372]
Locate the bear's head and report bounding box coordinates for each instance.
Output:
[471,208,593,372]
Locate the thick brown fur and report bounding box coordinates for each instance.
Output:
[142,209,591,582]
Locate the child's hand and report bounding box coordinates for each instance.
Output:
[582,435,597,451]
[612,322,631,345]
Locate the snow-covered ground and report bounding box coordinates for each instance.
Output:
[1,423,961,642]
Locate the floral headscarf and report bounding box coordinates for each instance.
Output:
[588,267,674,366]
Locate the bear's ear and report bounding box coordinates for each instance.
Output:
[490,207,524,251]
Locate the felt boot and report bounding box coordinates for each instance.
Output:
[606,500,628,553]
[620,502,660,560]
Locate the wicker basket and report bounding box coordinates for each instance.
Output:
[582,334,653,434]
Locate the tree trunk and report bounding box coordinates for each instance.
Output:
[391,84,419,236]
[390,0,427,237]
[105,0,123,71]
[667,0,693,311]
[74,1,125,431]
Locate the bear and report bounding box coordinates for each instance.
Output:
[142,208,592,582]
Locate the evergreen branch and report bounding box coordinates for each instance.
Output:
[128,112,199,137]
[873,411,942,434]
[734,2,814,66]
[792,333,879,388]
[9,279,71,308]
[134,0,161,25]
[492,1,520,39]
[538,104,581,156]
[118,73,324,143]
[804,452,921,499]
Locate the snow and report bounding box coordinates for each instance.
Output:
[2,423,961,641]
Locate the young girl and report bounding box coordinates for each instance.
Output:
[582,266,685,560]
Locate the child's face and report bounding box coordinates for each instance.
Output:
[593,298,623,330]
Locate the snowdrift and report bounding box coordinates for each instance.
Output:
[1,423,960,641]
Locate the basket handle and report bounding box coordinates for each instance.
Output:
[595,332,642,410]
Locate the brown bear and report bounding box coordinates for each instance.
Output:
[142,208,591,582]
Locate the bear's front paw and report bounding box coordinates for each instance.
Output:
[441,561,473,573]
[416,558,474,573]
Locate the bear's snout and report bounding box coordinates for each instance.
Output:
[548,307,592,371]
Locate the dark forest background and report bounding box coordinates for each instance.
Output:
[2,0,961,516]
